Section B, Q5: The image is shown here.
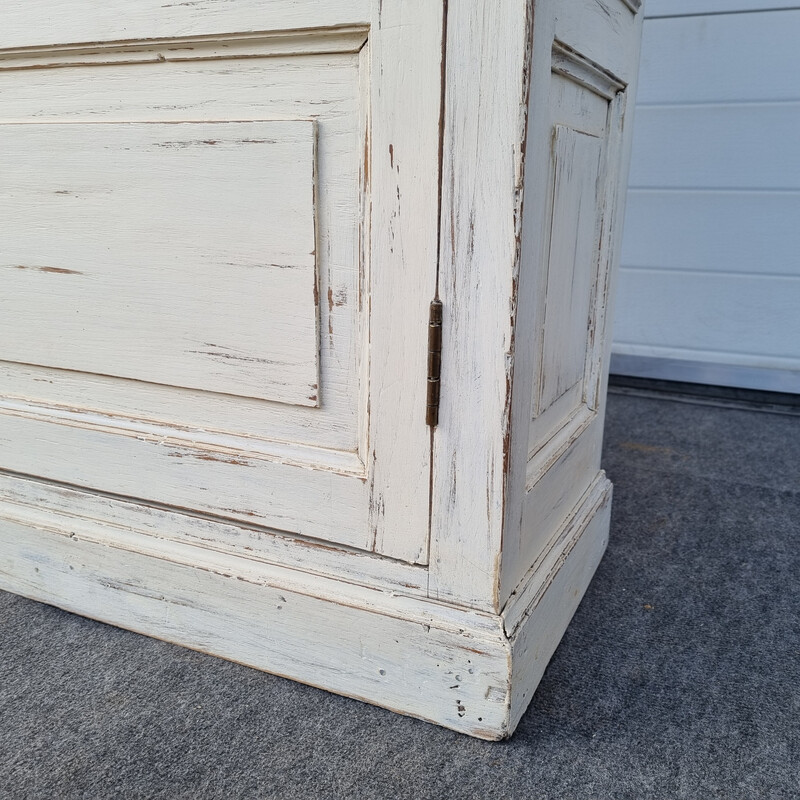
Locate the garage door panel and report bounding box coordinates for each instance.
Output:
[629,103,800,190]
[622,190,800,276]
[637,10,800,104]
[644,1,800,19]
[615,268,800,365]
[615,6,800,393]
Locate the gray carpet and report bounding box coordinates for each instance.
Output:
[1,390,798,799]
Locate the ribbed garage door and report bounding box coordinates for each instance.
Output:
[612,1,800,393]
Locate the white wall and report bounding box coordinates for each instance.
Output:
[612,2,800,392]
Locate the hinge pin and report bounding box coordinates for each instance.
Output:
[426,299,443,427]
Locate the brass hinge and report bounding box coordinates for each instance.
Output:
[426,299,443,427]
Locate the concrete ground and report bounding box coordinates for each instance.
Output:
[1,388,798,799]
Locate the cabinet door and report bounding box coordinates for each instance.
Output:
[0,1,442,564]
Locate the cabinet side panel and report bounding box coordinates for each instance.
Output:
[500,0,642,606]
[536,124,603,415]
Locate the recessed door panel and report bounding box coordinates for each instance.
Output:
[1,120,319,406]
[538,124,603,414]
[529,66,614,455]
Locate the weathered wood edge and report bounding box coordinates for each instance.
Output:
[502,474,611,638]
[430,0,533,611]
[551,40,625,101]
[0,495,511,740]
[507,479,612,733]
[0,471,427,597]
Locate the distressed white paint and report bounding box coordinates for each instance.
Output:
[0,2,441,562]
[0,0,372,50]
[502,0,642,606]
[0,0,642,738]
[614,7,800,392]
[0,472,429,598]
[428,0,533,611]
[363,0,443,562]
[0,468,613,740]
[0,51,362,454]
[0,27,370,70]
[537,124,604,413]
[0,515,513,739]
[0,120,320,406]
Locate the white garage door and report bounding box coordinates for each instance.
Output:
[612,0,800,393]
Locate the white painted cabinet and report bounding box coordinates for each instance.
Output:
[0,0,642,738]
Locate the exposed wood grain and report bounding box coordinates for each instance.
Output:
[552,40,625,100]
[537,125,603,412]
[0,471,429,597]
[0,52,362,454]
[507,478,612,732]
[554,0,640,86]
[0,407,372,550]
[0,512,512,739]
[0,467,612,739]
[0,27,369,70]
[0,3,443,564]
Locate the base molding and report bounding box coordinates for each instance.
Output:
[0,476,611,740]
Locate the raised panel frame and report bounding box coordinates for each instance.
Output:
[0,2,443,564]
[526,44,628,474]
[495,0,640,609]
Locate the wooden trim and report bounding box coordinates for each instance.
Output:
[0,471,432,603]
[503,473,611,635]
[0,26,369,70]
[584,91,628,411]
[429,0,533,611]
[552,40,626,100]
[0,465,612,739]
[525,406,596,490]
[507,477,612,732]
[0,396,365,477]
[0,507,512,739]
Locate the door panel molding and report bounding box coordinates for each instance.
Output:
[0,26,369,70]
[0,1,443,562]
